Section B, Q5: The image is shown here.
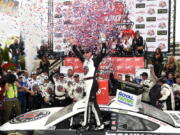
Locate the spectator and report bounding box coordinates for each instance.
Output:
[152,48,163,78]
[173,75,180,110]
[27,72,42,110]
[115,38,124,56]
[39,56,50,74]
[31,84,43,110]
[109,73,125,96]
[132,31,144,56]
[122,33,133,55]
[164,56,176,76]
[125,74,131,82]
[122,24,135,38]
[0,75,6,125]
[140,72,154,104]
[9,39,21,69]
[157,78,175,110]
[3,74,33,123]
[166,72,175,86]
[17,75,28,114]
[116,73,123,81]
[149,83,162,107]
[37,45,46,59]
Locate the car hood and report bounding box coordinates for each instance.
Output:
[165,111,180,128]
[0,107,63,131]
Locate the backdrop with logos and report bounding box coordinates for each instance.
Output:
[63,57,145,79]
[53,0,170,53]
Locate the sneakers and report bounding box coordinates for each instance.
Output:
[94,124,104,131]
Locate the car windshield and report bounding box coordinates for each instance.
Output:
[45,104,74,125]
[139,103,175,126]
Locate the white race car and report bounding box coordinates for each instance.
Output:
[1,97,180,135]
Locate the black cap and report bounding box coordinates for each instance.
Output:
[31,72,37,75]
[59,73,64,77]
[141,72,148,77]
[74,74,79,78]
[125,74,130,78]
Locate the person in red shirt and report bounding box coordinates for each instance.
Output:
[122,24,135,38]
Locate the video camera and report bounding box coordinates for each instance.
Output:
[118,80,144,95]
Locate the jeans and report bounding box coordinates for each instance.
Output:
[18,96,27,114]
[12,55,21,69]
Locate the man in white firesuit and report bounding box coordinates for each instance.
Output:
[157,78,175,110]
[140,72,154,104]
[68,74,85,102]
[53,73,69,107]
[72,43,106,130]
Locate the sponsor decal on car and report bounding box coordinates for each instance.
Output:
[9,110,50,124]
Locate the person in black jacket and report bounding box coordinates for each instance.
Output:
[72,43,106,130]
[152,48,163,78]
[132,31,144,56]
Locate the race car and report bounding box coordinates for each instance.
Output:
[1,97,180,135]
[1,82,180,135]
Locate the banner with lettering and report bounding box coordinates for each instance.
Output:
[64,57,144,79]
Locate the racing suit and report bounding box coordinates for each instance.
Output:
[159,84,175,110]
[68,80,85,102]
[140,79,154,103]
[72,43,107,127]
[54,78,68,107]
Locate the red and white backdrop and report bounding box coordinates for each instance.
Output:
[64,57,144,79]
[64,56,144,104]
[53,0,170,52]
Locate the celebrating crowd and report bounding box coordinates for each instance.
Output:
[0,68,87,125]
[0,25,180,130]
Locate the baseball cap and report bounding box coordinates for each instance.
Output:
[74,74,79,78]
[59,73,64,77]
[125,74,130,78]
[141,72,148,77]
[31,72,37,75]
